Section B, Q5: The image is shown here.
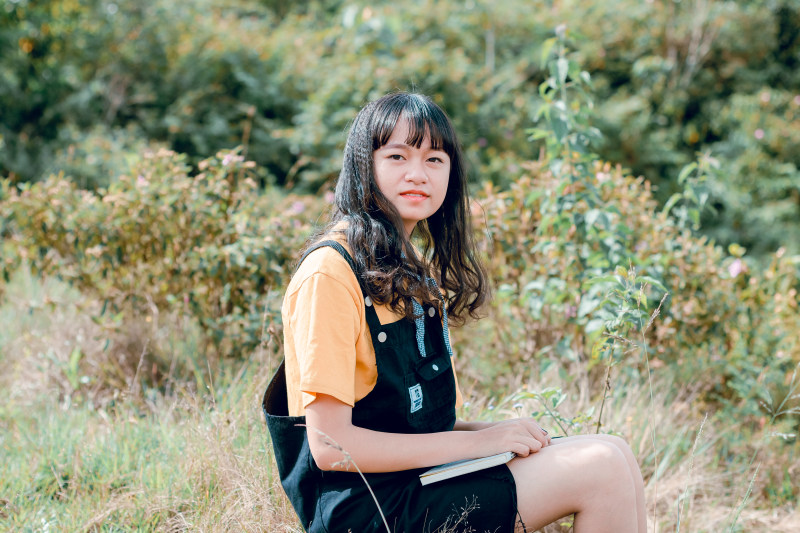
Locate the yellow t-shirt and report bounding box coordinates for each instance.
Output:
[281,237,463,416]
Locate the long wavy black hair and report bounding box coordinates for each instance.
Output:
[314,92,488,324]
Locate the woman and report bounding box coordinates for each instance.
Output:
[263,92,646,532]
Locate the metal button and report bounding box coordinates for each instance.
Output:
[365,296,372,307]
[378,332,387,343]
[432,364,439,371]
[428,307,435,317]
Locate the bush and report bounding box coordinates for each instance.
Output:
[458,33,800,423]
[1,148,326,362]
[4,0,799,254]
[703,89,800,255]
[468,161,800,417]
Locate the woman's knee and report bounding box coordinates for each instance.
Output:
[601,434,636,458]
[587,440,628,469]
[576,441,636,494]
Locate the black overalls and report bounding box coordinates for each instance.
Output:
[263,241,520,533]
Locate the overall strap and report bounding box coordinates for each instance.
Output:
[301,240,385,334]
[297,239,365,293]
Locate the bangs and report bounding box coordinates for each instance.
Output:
[371,94,457,156]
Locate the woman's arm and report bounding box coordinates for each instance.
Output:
[453,419,497,431]
[305,394,549,473]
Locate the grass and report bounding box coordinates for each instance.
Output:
[1,272,799,532]
[0,369,297,531]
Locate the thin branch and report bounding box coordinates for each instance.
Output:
[676,413,707,532]
[638,289,669,533]
[595,363,613,434]
[303,425,391,533]
[128,339,149,398]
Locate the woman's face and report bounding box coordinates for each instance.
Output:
[373,119,451,237]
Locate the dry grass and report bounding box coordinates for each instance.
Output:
[1,272,797,532]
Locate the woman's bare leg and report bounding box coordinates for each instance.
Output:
[507,437,639,533]
[550,434,647,532]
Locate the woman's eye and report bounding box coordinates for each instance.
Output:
[389,154,404,160]
[428,156,444,163]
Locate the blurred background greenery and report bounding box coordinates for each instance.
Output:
[2,0,799,254]
[1,1,799,531]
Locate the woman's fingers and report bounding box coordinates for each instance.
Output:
[517,418,550,448]
[509,436,542,457]
[504,420,547,455]
[480,418,552,456]
[538,425,552,446]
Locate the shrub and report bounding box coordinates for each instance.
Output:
[1,148,326,362]
[456,32,800,424]
[4,0,799,255]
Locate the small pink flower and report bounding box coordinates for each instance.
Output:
[477,137,488,147]
[728,258,744,277]
[793,95,800,106]
[754,129,765,140]
[137,175,148,187]
[290,200,305,214]
[222,153,234,166]
[324,191,335,204]
[759,91,771,104]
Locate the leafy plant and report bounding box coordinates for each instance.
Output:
[459,26,800,429]
[1,148,324,367]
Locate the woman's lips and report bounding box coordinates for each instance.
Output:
[399,190,428,200]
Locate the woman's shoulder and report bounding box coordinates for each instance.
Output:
[285,233,359,297]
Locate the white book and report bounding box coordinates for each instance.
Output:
[419,452,516,486]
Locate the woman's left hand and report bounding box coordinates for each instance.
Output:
[492,418,552,448]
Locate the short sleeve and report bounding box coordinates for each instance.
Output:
[284,269,363,409]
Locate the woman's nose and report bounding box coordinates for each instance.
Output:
[404,159,427,183]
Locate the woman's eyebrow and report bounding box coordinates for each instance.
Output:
[380,143,410,150]
[379,142,446,152]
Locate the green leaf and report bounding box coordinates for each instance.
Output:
[557,57,569,85]
[637,276,668,292]
[540,37,557,67]
[585,275,619,286]
[527,128,550,141]
[578,296,599,318]
[662,193,681,215]
[677,162,698,184]
[549,115,569,142]
[585,318,605,334]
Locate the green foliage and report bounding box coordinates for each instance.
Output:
[49,124,161,190]
[585,0,800,253]
[3,13,797,420]
[662,152,720,231]
[0,0,550,191]
[1,148,324,360]
[513,387,596,437]
[462,32,800,425]
[704,89,800,254]
[3,0,798,254]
